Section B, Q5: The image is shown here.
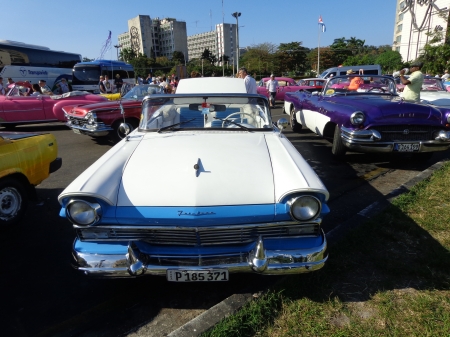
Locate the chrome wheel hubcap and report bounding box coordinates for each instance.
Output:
[0,187,21,221]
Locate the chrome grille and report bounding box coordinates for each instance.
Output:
[145,253,249,266]
[67,116,88,127]
[76,223,320,246]
[371,125,438,141]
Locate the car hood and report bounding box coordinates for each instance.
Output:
[331,95,442,122]
[59,131,328,207]
[63,99,140,117]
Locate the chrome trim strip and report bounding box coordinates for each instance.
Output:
[72,230,328,277]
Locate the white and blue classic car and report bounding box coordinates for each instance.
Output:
[58,78,330,281]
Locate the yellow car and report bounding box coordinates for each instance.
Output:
[0,132,61,227]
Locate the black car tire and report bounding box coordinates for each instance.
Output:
[290,106,302,133]
[111,119,139,142]
[0,177,28,228]
[332,125,347,157]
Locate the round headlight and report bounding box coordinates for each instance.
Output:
[66,200,101,226]
[289,196,321,221]
[446,114,450,124]
[350,111,365,125]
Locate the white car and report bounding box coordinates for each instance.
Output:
[397,76,450,108]
[58,77,330,281]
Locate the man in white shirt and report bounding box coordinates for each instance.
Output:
[238,67,257,94]
[266,74,279,107]
[39,80,53,95]
[442,70,449,80]
[103,75,113,93]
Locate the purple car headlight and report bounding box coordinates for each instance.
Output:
[350,111,365,125]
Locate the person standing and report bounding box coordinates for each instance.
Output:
[238,67,257,94]
[399,61,424,102]
[442,70,449,80]
[266,74,279,107]
[137,75,144,85]
[0,77,5,95]
[99,76,106,93]
[57,78,70,94]
[103,75,113,93]
[38,80,52,95]
[114,74,123,92]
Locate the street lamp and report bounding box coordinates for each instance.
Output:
[114,44,122,61]
[232,12,241,72]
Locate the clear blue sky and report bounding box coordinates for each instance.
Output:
[2,0,396,59]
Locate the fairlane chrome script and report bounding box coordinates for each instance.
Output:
[177,211,216,216]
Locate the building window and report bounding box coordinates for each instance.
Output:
[398,13,404,21]
[397,24,402,33]
[396,35,402,43]
[399,1,405,10]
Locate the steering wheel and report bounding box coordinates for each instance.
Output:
[368,86,386,93]
[221,112,255,128]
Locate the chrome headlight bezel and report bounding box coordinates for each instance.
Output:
[288,196,321,222]
[350,111,365,125]
[446,114,450,124]
[66,199,102,226]
[85,112,97,125]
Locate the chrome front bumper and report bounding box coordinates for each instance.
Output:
[66,122,112,137]
[72,230,328,278]
[341,126,450,153]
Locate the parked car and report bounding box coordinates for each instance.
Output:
[296,78,327,90]
[64,84,164,141]
[0,82,107,129]
[284,75,450,160]
[396,76,450,108]
[1,131,61,227]
[257,77,322,101]
[58,77,330,280]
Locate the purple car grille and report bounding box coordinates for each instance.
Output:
[371,125,438,141]
[76,224,320,246]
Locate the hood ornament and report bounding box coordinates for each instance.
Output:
[194,158,210,177]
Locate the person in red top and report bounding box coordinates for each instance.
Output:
[346,69,363,91]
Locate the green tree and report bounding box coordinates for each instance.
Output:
[375,50,403,74]
[119,48,137,63]
[172,51,185,65]
[276,42,310,74]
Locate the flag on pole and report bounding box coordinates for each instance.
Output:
[318,15,326,32]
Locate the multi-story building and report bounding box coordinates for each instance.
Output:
[187,23,237,66]
[393,0,450,62]
[117,15,188,61]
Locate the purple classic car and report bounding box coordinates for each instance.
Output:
[283,75,450,160]
[257,77,324,101]
[0,82,107,129]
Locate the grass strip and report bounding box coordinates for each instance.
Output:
[202,161,450,337]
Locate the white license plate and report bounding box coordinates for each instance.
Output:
[166,269,229,282]
[394,143,420,152]
[72,128,81,134]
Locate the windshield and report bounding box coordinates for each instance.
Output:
[72,65,101,84]
[140,95,272,131]
[323,75,397,96]
[122,84,164,100]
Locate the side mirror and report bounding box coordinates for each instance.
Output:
[119,122,131,136]
[277,118,288,136]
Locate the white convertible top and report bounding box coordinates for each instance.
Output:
[176,77,247,94]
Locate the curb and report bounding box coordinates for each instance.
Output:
[168,160,447,337]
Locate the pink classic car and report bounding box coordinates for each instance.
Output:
[257,77,325,101]
[0,82,107,129]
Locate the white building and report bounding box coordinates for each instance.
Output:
[393,0,450,62]
[187,23,237,66]
[118,15,188,61]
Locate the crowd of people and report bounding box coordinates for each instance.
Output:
[0,76,71,96]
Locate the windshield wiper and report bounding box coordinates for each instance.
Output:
[213,117,250,131]
[157,118,196,133]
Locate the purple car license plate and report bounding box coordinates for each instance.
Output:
[166,269,229,282]
[394,143,420,152]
